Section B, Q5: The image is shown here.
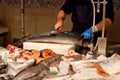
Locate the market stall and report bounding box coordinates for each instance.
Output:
[0,0,120,80]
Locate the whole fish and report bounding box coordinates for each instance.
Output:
[12,54,62,80]
[14,31,91,49]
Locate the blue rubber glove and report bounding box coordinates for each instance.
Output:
[81,27,92,40]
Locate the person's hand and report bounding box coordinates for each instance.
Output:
[81,27,92,40]
[54,21,63,31]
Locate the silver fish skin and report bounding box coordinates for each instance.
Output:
[12,55,62,80]
[14,31,90,48]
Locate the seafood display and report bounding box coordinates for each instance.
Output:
[1,31,120,80]
[0,43,120,80]
[13,54,62,80]
[0,44,61,80]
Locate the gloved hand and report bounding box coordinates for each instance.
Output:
[81,27,92,40]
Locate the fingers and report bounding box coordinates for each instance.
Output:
[55,26,62,31]
[54,22,63,31]
[84,34,90,40]
[81,28,92,40]
[82,33,91,40]
[54,24,62,31]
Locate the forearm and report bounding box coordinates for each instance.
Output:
[82,18,112,40]
[57,10,66,23]
[95,18,112,31]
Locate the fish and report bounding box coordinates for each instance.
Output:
[0,56,7,74]
[0,74,14,80]
[12,54,62,80]
[14,31,91,54]
[0,56,14,80]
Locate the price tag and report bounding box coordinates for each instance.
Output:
[49,67,58,75]
[58,61,69,75]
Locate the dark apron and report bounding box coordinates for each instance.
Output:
[71,4,93,33]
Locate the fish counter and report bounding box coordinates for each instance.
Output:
[1,44,120,80]
[0,31,120,80]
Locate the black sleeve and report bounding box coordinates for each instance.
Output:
[106,0,114,22]
[61,0,74,14]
